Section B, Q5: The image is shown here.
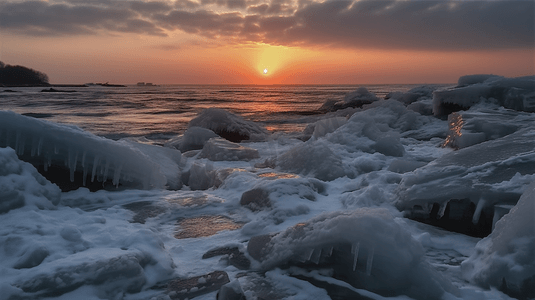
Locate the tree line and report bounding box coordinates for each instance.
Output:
[0,61,50,86]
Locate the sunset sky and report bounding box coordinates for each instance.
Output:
[0,0,533,85]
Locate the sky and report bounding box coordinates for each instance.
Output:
[0,0,533,85]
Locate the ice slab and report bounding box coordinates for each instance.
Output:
[164,126,218,152]
[199,137,260,161]
[0,111,181,190]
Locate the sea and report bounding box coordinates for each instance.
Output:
[0,84,426,142]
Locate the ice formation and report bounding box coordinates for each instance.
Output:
[0,147,61,213]
[461,181,535,299]
[396,127,535,236]
[188,108,269,142]
[164,126,218,152]
[0,111,182,190]
[433,75,535,116]
[247,208,458,300]
[199,137,260,161]
[318,87,379,112]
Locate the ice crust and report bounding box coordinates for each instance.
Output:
[248,208,458,300]
[0,111,182,190]
[199,137,260,161]
[188,108,269,142]
[461,181,535,298]
[433,75,535,116]
[0,147,61,213]
[164,126,218,152]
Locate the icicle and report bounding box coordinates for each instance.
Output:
[31,137,38,156]
[54,145,59,154]
[325,246,333,257]
[366,247,374,276]
[310,248,322,264]
[437,201,448,219]
[15,131,22,155]
[37,137,44,156]
[91,156,100,182]
[81,151,87,167]
[43,158,48,172]
[472,198,487,224]
[352,242,360,271]
[102,160,110,182]
[82,152,88,186]
[68,150,79,182]
[113,163,124,187]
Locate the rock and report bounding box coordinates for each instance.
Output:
[240,188,271,211]
[203,247,251,270]
[167,270,230,300]
[217,280,245,300]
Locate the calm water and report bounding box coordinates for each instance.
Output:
[0,84,421,143]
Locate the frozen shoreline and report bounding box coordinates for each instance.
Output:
[1,74,534,300]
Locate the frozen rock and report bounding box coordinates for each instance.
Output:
[0,147,61,213]
[461,181,535,299]
[217,280,245,300]
[167,270,230,300]
[13,244,50,269]
[275,139,346,181]
[164,126,218,152]
[199,137,259,161]
[0,111,181,190]
[240,188,271,211]
[319,87,379,112]
[396,128,535,236]
[387,159,427,173]
[433,75,535,116]
[203,246,251,270]
[303,117,347,140]
[186,162,247,190]
[188,108,268,142]
[247,208,458,300]
[386,85,438,105]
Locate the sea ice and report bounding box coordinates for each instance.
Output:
[461,181,535,299]
[188,108,269,142]
[164,126,218,152]
[199,137,260,161]
[0,111,181,190]
[318,87,379,112]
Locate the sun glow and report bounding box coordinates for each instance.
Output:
[263,68,268,74]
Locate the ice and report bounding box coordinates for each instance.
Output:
[164,126,218,152]
[318,87,379,112]
[433,75,535,116]
[396,127,535,236]
[461,181,535,299]
[188,108,269,142]
[247,208,458,300]
[386,85,438,105]
[0,146,60,213]
[0,111,181,190]
[199,137,260,161]
[304,116,347,140]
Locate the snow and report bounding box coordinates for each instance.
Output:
[1,76,534,300]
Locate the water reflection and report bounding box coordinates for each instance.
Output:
[442,112,464,148]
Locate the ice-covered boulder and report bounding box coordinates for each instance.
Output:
[396,128,535,236]
[275,139,346,181]
[247,208,458,300]
[386,85,437,105]
[319,87,379,112]
[0,111,181,190]
[164,126,218,152]
[461,181,535,299]
[188,108,269,142]
[0,147,61,213]
[433,75,535,116]
[199,137,259,161]
[305,117,347,140]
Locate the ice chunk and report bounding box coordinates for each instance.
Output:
[396,128,535,236]
[275,139,346,181]
[0,111,180,190]
[319,87,379,112]
[188,108,269,142]
[433,75,535,116]
[247,208,458,300]
[0,147,60,213]
[164,126,218,152]
[305,117,347,140]
[199,137,260,161]
[461,181,535,299]
[386,85,438,105]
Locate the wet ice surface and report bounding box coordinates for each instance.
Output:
[1,75,534,300]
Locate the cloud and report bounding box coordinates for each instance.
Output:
[1,0,533,51]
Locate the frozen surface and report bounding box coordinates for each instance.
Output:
[188,108,269,142]
[461,181,535,299]
[1,78,533,300]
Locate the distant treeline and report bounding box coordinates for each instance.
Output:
[0,61,50,86]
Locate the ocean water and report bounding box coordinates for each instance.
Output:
[0,84,422,141]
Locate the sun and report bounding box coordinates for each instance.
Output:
[263,68,268,74]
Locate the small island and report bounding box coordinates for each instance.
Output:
[0,61,50,87]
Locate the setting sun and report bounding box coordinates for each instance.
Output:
[263,68,268,74]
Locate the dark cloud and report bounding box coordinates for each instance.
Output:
[1,0,533,51]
